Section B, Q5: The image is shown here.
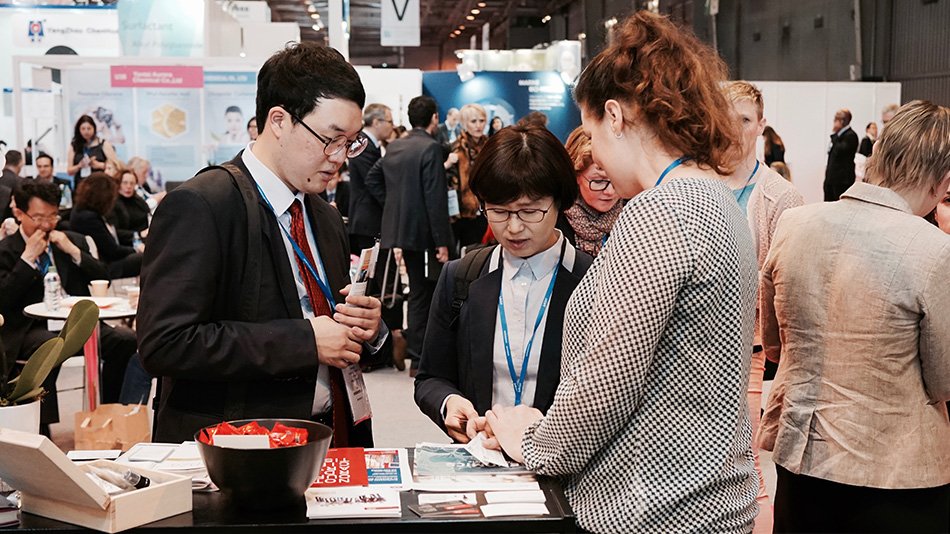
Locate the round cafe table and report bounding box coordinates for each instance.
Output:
[24,299,137,411]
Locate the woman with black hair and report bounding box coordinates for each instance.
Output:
[66,114,116,189]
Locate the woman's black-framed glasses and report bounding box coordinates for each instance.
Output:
[482,202,554,224]
[587,178,612,191]
[284,108,369,158]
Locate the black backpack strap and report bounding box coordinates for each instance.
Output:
[195,163,262,420]
[449,245,496,330]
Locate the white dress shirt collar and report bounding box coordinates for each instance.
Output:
[500,231,564,281]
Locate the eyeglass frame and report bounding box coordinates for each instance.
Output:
[481,201,556,224]
[586,177,613,192]
[21,211,61,224]
[281,107,369,158]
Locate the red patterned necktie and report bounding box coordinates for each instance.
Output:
[289,199,350,447]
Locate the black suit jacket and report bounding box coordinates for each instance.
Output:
[414,243,593,433]
[365,128,452,251]
[70,209,136,262]
[346,141,383,237]
[138,154,373,445]
[0,230,106,358]
[824,126,859,200]
[0,169,21,220]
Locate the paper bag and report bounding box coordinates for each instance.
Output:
[73,404,150,452]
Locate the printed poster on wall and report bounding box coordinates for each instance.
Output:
[204,71,257,164]
[64,69,133,161]
[136,87,201,186]
[422,71,580,142]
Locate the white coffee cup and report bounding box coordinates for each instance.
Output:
[89,280,109,297]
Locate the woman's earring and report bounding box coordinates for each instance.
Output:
[613,130,624,139]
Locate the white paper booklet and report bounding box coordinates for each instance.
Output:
[306,487,402,519]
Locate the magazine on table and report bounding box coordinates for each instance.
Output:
[312,448,413,490]
[411,443,539,492]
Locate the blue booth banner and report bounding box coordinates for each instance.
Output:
[422,71,581,143]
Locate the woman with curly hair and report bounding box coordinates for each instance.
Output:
[485,11,759,533]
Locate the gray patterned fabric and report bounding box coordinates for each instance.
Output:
[522,178,759,533]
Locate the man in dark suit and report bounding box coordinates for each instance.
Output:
[0,181,137,430]
[347,103,392,255]
[137,43,385,445]
[31,153,72,191]
[366,96,452,376]
[1,150,24,221]
[435,107,460,150]
[824,108,860,201]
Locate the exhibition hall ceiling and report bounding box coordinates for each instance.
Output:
[266,0,554,61]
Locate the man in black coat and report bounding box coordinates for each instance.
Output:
[137,43,385,445]
[366,96,453,375]
[0,181,136,429]
[1,150,24,221]
[347,103,392,255]
[823,108,860,201]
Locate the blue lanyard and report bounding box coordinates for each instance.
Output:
[655,156,691,187]
[254,182,337,309]
[735,160,760,205]
[498,240,565,406]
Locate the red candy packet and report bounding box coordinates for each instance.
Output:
[199,421,309,448]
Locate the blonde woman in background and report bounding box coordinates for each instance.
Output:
[447,103,489,249]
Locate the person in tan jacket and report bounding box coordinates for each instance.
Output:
[446,104,488,249]
[759,100,950,533]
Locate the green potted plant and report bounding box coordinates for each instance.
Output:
[0,301,100,433]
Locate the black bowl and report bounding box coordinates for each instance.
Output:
[195,418,332,510]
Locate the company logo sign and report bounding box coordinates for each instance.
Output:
[28,20,45,43]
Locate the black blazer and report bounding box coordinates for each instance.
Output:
[113,194,150,235]
[858,136,874,158]
[137,154,373,445]
[414,243,593,434]
[0,169,20,220]
[824,127,859,199]
[0,230,106,358]
[70,208,136,263]
[346,141,383,237]
[365,128,452,251]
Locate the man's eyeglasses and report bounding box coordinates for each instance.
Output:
[283,108,369,158]
[482,202,554,224]
[23,212,60,224]
[587,178,613,191]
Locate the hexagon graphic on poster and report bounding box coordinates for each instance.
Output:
[151,104,188,138]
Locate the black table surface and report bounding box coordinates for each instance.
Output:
[7,475,576,533]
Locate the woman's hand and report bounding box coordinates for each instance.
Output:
[484,404,544,464]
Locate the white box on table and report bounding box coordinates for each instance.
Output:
[0,428,192,532]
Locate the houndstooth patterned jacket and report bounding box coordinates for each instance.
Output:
[522,178,760,533]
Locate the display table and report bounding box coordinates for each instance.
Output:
[8,475,576,532]
[23,301,137,411]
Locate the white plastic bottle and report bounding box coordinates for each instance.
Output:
[43,264,62,311]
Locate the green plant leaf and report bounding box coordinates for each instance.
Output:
[56,301,100,367]
[7,337,63,403]
[8,386,46,405]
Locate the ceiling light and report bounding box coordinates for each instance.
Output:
[541,15,551,23]
[459,25,466,30]
[450,33,456,38]
[466,15,475,20]
[310,13,319,19]
[307,5,316,13]
[471,9,480,14]
[477,1,486,6]
[312,23,323,31]
[577,32,586,39]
